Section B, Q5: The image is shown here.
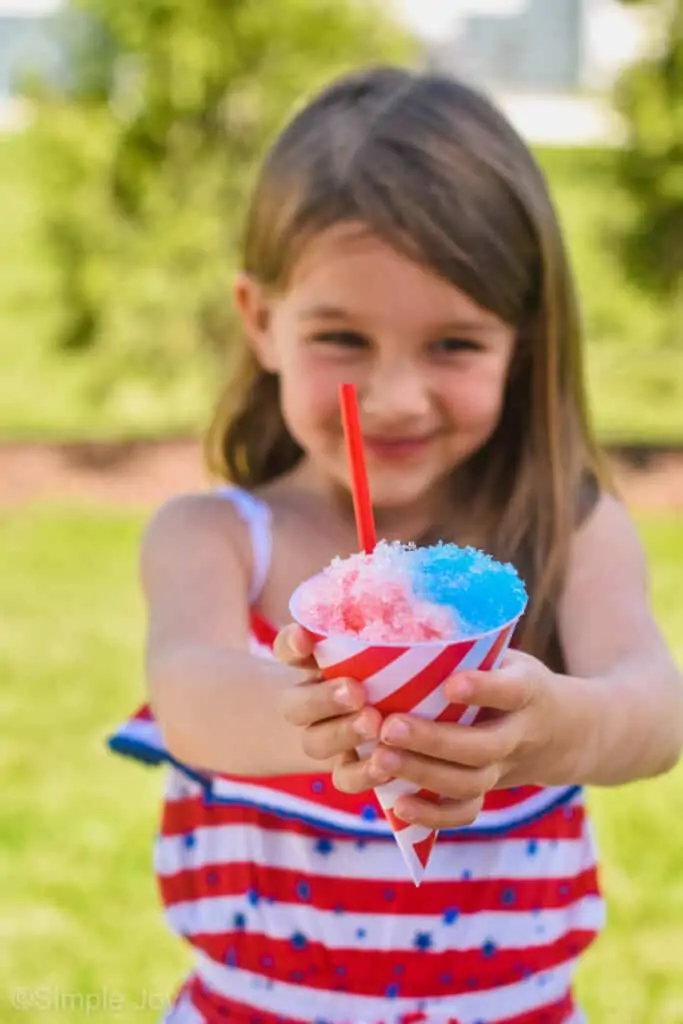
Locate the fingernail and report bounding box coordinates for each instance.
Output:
[374,748,400,772]
[291,628,309,657]
[382,718,409,743]
[333,682,356,708]
[353,715,376,740]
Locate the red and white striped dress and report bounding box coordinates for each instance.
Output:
[109,487,604,1024]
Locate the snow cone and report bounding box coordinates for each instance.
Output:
[289,540,528,885]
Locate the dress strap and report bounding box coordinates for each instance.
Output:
[216,486,272,604]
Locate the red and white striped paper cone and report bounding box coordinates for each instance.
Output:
[290,581,522,885]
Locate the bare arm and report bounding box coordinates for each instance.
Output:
[142,493,333,776]
[558,494,683,785]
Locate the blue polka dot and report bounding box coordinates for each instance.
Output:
[225,947,238,967]
[260,954,274,968]
[233,912,247,930]
[383,887,396,902]
[335,965,347,976]
[537,974,549,987]
[558,883,570,897]
[266,896,277,905]
[355,928,366,939]
[417,1001,427,1011]
[440,972,454,985]
[183,832,196,848]
[385,983,400,998]
[290,970,305,982]
[361,804,378,821]
[290,932,308,950]
[333,904,345,915]
[526,839,539,856]
[467,977,478,990]
[532,905,542,916]
[443,907,460,924]
[461,869,472,880]
[247,888,260,906]
[314,838,334,855]
[393,964,405,976]
[355,839,368,849]
[311,778,325,794]
[482,940,497,958]
[522,967,534,979]
[413,931,432,951]
[296,880,311,901]
[501,887,517,905]
[206,870,219,886]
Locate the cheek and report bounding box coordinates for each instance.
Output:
[441,364,508,427]
[278,353,342,436]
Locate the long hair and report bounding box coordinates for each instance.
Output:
[204,66,610,664]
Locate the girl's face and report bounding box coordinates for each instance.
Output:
[237,223,516,514]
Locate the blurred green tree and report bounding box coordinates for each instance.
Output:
[614,0,683,341]
[27,0,413,415]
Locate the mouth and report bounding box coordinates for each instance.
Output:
[363,434,438,460]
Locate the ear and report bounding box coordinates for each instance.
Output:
[233,272,280,372]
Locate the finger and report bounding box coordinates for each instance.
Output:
[392,794,485,831]
[371,745,500,802]
[273,623,318,669]
[379,713,517,769]
[444,659,536,713]
[281,676,365,727]
[332,750,394,794]
[302,706,382,761]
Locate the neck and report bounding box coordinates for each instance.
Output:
[288,458,454,546]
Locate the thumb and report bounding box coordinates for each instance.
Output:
[273,623,318,668]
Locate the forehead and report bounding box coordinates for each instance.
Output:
[287,223,506,329]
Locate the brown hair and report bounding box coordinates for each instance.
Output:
[205,65,610,665]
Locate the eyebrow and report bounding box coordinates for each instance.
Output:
[297,305,502,333]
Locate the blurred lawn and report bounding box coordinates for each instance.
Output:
[0,506,682,1021]
[1,133,682,442]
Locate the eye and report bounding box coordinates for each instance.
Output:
[431,337,483,355]
[311,331,369,349]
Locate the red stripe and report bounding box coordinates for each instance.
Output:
[159,857,600,916]
[413,830,438,868]
[382,788,439,833]
[249,611,278,648]
[319,644,407,683]
[478,623,515,671]
[374,644,476,717]
[185,973,575,1024]
[160,792,586,840]
[187,927,598,998]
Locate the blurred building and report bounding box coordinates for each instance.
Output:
[1,0,653,142]
[0,0,64,129]
[401,0,652,144]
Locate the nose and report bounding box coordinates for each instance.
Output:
[361,357,432,426]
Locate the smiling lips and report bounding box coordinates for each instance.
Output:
[363,434,438,459]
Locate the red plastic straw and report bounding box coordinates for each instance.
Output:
[339,382,377,554]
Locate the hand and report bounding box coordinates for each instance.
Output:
[366,649,580,830]
[274,624,390,790]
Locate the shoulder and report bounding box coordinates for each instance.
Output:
[140,490,254,591]
[569,490,647,584]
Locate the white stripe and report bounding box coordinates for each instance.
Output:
[195,952,580,1024]
[114,718,165,752]
[161,990,204,1023]
[155,819,597,882]
[167,770,581,839]
[362,645,449,705]
[165,891,604,953]
[206,776,393,834]
[313,633,373,668]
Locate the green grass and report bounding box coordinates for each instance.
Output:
[0,506,682,1021]
[1,132,683,443]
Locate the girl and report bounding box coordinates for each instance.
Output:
[109,66,682,1024]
